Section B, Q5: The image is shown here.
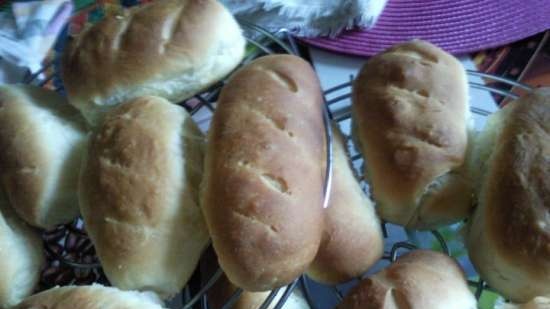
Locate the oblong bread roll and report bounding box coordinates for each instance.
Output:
[62,0,246,125]
[307,124,383,284]
[352,40,471,229]
[467,88,550,302]
[11,284,166,309]
[0,189,44,308]
[201,55,326,291]
[337,250,477,309]
[0,85,86,228]
[79,96,209,298]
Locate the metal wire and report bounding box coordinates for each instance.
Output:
[246,37,276,55]
[390,242,419,262]
[273,279,300,309]
[183,269,224,309]
[430,230,451,256]
[258,288,281,309]
[322,105,334,209]
[333,288,344,302]
[466,70,533,91]
[220,289,244,309]
[300,276,318,309]
[42,238,101,269]
[238,20,295,55]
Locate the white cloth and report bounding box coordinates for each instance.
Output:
[0,0,72,83]
[221,0,387,37]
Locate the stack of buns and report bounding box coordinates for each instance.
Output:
[0,0,547,305]
[1,0,247,305]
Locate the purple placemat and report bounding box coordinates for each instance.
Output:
[302,0,550,56]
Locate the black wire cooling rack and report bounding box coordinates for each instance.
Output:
[26,19,533,309]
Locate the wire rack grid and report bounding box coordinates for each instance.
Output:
[25,21,532,309]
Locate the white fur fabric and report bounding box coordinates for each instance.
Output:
[220,0,388,37]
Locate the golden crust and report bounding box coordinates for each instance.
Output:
[62,0,245,124]
[352,40,470,228]
[467,88,550,302]
[80,96,209,297]
[12,285,165,309]
[202,55,326,291]
[486,90,550,268]
[0,85,85,228]
[0,191,44,308]
[337,250,476,309]
[307,124,383,284]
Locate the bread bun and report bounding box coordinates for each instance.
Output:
[307,124,383,284]
[79,96,209,298]
[201,55,326,291]
[0,85,86,228]
[12,284,166,309]
[337,250,476,309]
[62,0,245,125]
[0,189,44,308]
[352,40,471,229]
[466,88,550,302]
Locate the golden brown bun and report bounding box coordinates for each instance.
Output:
[337,250,477,309]
[201,248,310,309]
[11,284,166,309]
[307,124,383,284]
[0,189,44,308]
[79,96,209,298]
[201,55,326,291]
[467,88,550,303]
[352,40,471,229]
[62,0,245,125]
[0,85,86,228]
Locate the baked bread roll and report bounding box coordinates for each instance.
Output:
[337,250,477,309]
[79,96,209,298]
[0,85,86,228]
[11,284,166,309]
[307,124,383,284]
[352,40,471,229]
[201,55,326,291]
[466,88,550,303]
[62,0,246,125]
[0,189,44,308]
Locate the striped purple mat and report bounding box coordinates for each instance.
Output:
[302,0,550,56]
